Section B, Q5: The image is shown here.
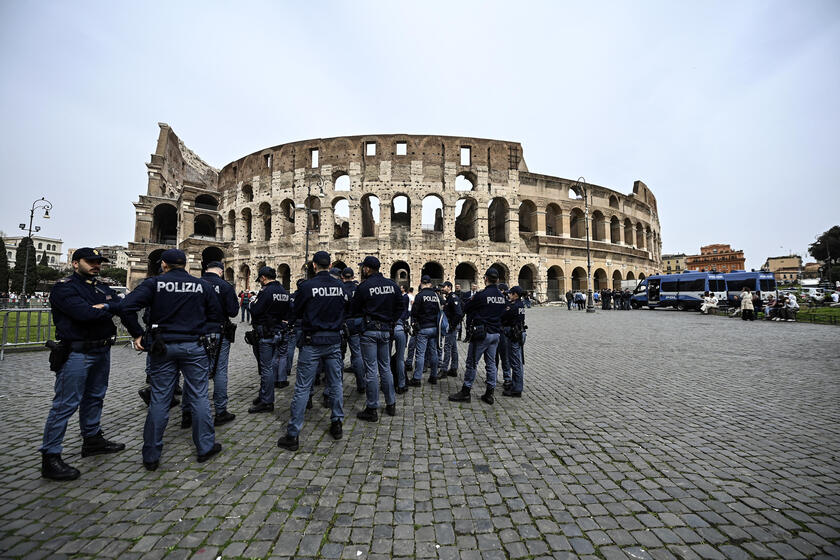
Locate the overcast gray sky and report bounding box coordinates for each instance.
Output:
[1,1,838,270]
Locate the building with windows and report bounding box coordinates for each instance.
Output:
[126,124,663,301]
[685,244,745,273]
[661,253,686,274]
[67,245,128,270]
[762,255,802,285]
[4,235,64,268]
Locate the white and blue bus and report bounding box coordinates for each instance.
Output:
[723,271,777,306]
[631,271,727,310]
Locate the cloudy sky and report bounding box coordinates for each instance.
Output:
[1,1,838,270]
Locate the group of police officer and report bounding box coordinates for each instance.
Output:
[39,247,526,480]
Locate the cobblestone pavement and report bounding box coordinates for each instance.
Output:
[0,307,839,560]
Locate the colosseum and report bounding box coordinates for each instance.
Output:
[126,123,662,300]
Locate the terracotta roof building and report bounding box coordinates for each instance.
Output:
[685,244,745,273]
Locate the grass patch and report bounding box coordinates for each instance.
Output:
[794,306,840,325]
[0,310,55,345]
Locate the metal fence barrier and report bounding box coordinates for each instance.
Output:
[0,308,135,360]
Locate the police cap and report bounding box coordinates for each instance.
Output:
[312,251,331,267]
[72,247,110,263]
[420,274,432,284]
[443,281,453,288]
[484,267,500,280]
[161,249,187,265]
[257,266,276,279]
[204,260,224,270]
[509,285,524,296]
[342,267,355,278]
[329,267,342,277]
[358,256,380,270]
[499,283,509,292]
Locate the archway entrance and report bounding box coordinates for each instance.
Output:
[277,264,291,290]
[612,270,623,290]
[201,247,224,270]
[421,262,444,286]
[572,267,587,291]
[491,262,509,284]
[518,265,536,291]
[390,261,410,288]
[547,266,564,301]
[454,262,477,292]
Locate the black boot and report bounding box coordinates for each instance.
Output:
[481,387,495,405]
[357,407,379,422]
[329,420,343,440]
[138,387,151,406]
[180,410,192,429]
[248,401,274,414]
[447,369,457,377]
[277,434,299,451]
[41,453,80,481]
[449,385,471,402]
[214,410,236,426]
[81,431,126,457]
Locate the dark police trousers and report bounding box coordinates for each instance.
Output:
[287,341,343,437]
[361,330,396,409]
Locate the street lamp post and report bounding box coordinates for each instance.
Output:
[19,197,53,299]
[573,177,596,313]
[303,175,325,279]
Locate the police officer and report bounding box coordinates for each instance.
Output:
[439,281,463,377]
[341,268,366,393]
[283,278,306,383]
[277,251,346,451]
[352,256,402,421]
[201,261,240,425]
[496,283,512,388]
[40,248,130,481]
[449,267,506,404]
[409,275,442,386]
[392,284,410,394]
[109,249,222,470]
[248,266,291,414]
[502,286,526,397]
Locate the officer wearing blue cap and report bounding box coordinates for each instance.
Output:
[278,250,347,451]
[39,248,133,481]
[449,266,506,404]
[409,274,443,386]
[392,284,410,393]
[351,255,402,421]
[341,267,365,393]
[108,248,223,470]
[502,285,526,397]
[248,266,292,413]
[496,283,512,387]
[201,261,240,425]
[439,281,464,377]
[283,278,306,385]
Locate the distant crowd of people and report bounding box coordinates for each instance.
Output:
[564,289,633,310]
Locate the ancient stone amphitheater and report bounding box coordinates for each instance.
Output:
[126,124,662,301]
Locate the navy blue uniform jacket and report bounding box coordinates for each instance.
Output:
[464,284,506,334]
[112,268,222,342]
[293,271,347,334]
[50,273,137,342]
[250,281,291,332]
[443,292,464,326]
[502,298,525,328]
[350,273,402,325]
[411,287,441,329]
[201,272,239,333]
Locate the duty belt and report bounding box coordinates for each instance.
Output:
[364,320,390,332]
[68,337,117,352]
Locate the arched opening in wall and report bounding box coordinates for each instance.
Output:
[455,197,477,241]
[238,264,251,291]
[645,225,652,251]
[491,262,509,284]
[568,185,583,199]
[390,261,410,288]
[391,195,410,227]
[147,249,165,277]
[258,202,272,241]
[421,195,444,232]
[305,196,321,233]
[546,203,562,236]
[194,214,216,238]
[594,268,608,291]
[454,262,477,291]
[455,172,475,192]
[332,260,347,272]
[638,272,646,281]
[610,216,621,244]
[569,208,585,239]
[332,198,350,239]
[242,185,253,203]
[488,198,509,242]
[225,267,234,283]
[151,204,177,245]
[636,223,645,249]
[277,263,291,290]
[624,218,634,246]
[591,211,605,241]
[421,261,444,285]
[518,264,536,291]
[195,194,218,211]
[280,199,295,235]
[609,195,619,209]
[518,200,537,233]
[360,194,380,237]
[225,210,235,240]
[572,267,587,291]
[612,270,623,290]
[547,266,564,301]
[201,247,224,270]
[241,208,253,242]
[626,271,636,283]
[334,173,350,192]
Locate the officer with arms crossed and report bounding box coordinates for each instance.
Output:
[352,256,403,421]
[248,266,292,414]
[409,275,442,386]
[449,267,506,404]
[278,251,347,451]
[40,248,131,481]
[107,249,223,470]
[200,261,239,425]
[439,281,463,377]
[502,286,527,397]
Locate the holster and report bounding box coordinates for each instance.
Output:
[222,320,237,343]
[200,334,221,378]
[45,340,71,373]
[470,324,486,342]
[244,330,258,346]
[144,327,167,357]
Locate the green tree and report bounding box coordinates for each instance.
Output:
[10,237,39,294]
[100,267,127,285]
[37,264,62,282]
[39,250,49,267]
[809,225,840,283]
[0,237,9,294]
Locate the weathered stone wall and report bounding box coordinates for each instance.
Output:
[126,125,662,301]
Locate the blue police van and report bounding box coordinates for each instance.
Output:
[630,271,727,310]
[723,271,777,306]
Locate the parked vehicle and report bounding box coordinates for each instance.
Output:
[723,271,777,305]
[631,272,727,310]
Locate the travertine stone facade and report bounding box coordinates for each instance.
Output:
[126,123,662,301]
